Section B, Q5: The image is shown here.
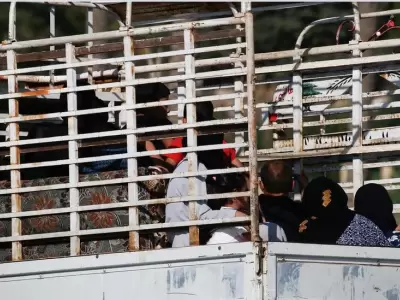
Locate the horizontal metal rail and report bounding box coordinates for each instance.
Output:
[0,166,249,195]
[0,142,248,171]
[0,17,244,51]
[0,118,247,148]
[0,43,246,77]
[0,216,251,243]
[0,191,251,220]
[0,92,246,124]
[3,37,400,84]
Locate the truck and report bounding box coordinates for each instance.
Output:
[0,1,400,299]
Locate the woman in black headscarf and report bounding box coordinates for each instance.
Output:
[299,176,391,247]
[354,183,400,247]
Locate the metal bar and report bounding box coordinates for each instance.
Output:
[7,48,22,261]
[49,5,56,86]
[259,112,400,131]
[0,142,248,172]
[0,17,244,51]
[295,8,400,50]
[243,3,259,243]
[0,92,246,124]
[0,28,245,66]
[2,44,400,86]
[183,27,199,246]
[0,117,248,148]
[0,68,247,101]
[351,2,364,194]
[0,167,249,196]
[0,217,251,243]
[255,52,400,75]
[0,191,252,220]
[87,7,93,85]
[124,0,139,252]
[66,43,80,256]
[5,36,400,79]
[8,1,16,42]
[234,19,245,157]
[0,42,246,77]
[255,143,400,161]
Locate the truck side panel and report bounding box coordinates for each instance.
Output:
[267,243,400,300]
[0,243,258,300]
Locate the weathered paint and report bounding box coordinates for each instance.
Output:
[0,243,255,300]
[268,243,400,300]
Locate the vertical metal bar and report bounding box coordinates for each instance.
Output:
[243,2,259,243]
[8,2,16,42]
[352,2,363,195]
[124,1,139,251]
[49,5,55,87]
[87,7,94,85]
[185,28,199,246]
[66,43,80,256]
[234,5,245,157]
[7,1,20,261]
[7,49,22,261]
[292,61,303,201]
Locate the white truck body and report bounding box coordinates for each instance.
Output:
[1,242,400,300]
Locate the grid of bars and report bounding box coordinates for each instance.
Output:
[2,2,400,261]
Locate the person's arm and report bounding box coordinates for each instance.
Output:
[231,157,244,168]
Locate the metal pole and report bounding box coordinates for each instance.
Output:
[7,2,21,261]
[292,1,305,201]
[66,43,80,256]
[49,5,55,86]
[243,2,259,244]
[123,1,139,251]
[351,2,364,195]
[7,49,22,261]
[184,28,199,246]
[234,3,245,157]
[8,2,16,42]
[87,7,93,85]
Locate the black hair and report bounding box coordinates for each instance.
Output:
[207,172,248,210]
[260,160,293,194]
[183,101,214,122]
[135,82,170,104]
[182,133,230,171]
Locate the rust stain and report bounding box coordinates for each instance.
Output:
[18,85,64,97]
[128,232,139,251]
[19,114,47,121]
[20,89,50,97]
[189,226,200,246]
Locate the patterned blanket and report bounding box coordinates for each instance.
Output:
[0,167,168,262]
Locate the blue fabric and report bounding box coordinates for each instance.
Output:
[387,231,400,247]
[81,147,127,174]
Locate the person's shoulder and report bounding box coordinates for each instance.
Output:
[353,213,376,227]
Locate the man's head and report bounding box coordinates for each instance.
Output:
[259,160,293,195]
[182,101,214,123]
[136,82,171,117]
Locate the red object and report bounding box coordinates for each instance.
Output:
[269,113,278,122]
[164,137,236,165]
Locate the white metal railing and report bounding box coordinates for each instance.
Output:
[0,1,259,261]
[1,1,400,263]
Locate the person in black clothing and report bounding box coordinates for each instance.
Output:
[258,160,306,242]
